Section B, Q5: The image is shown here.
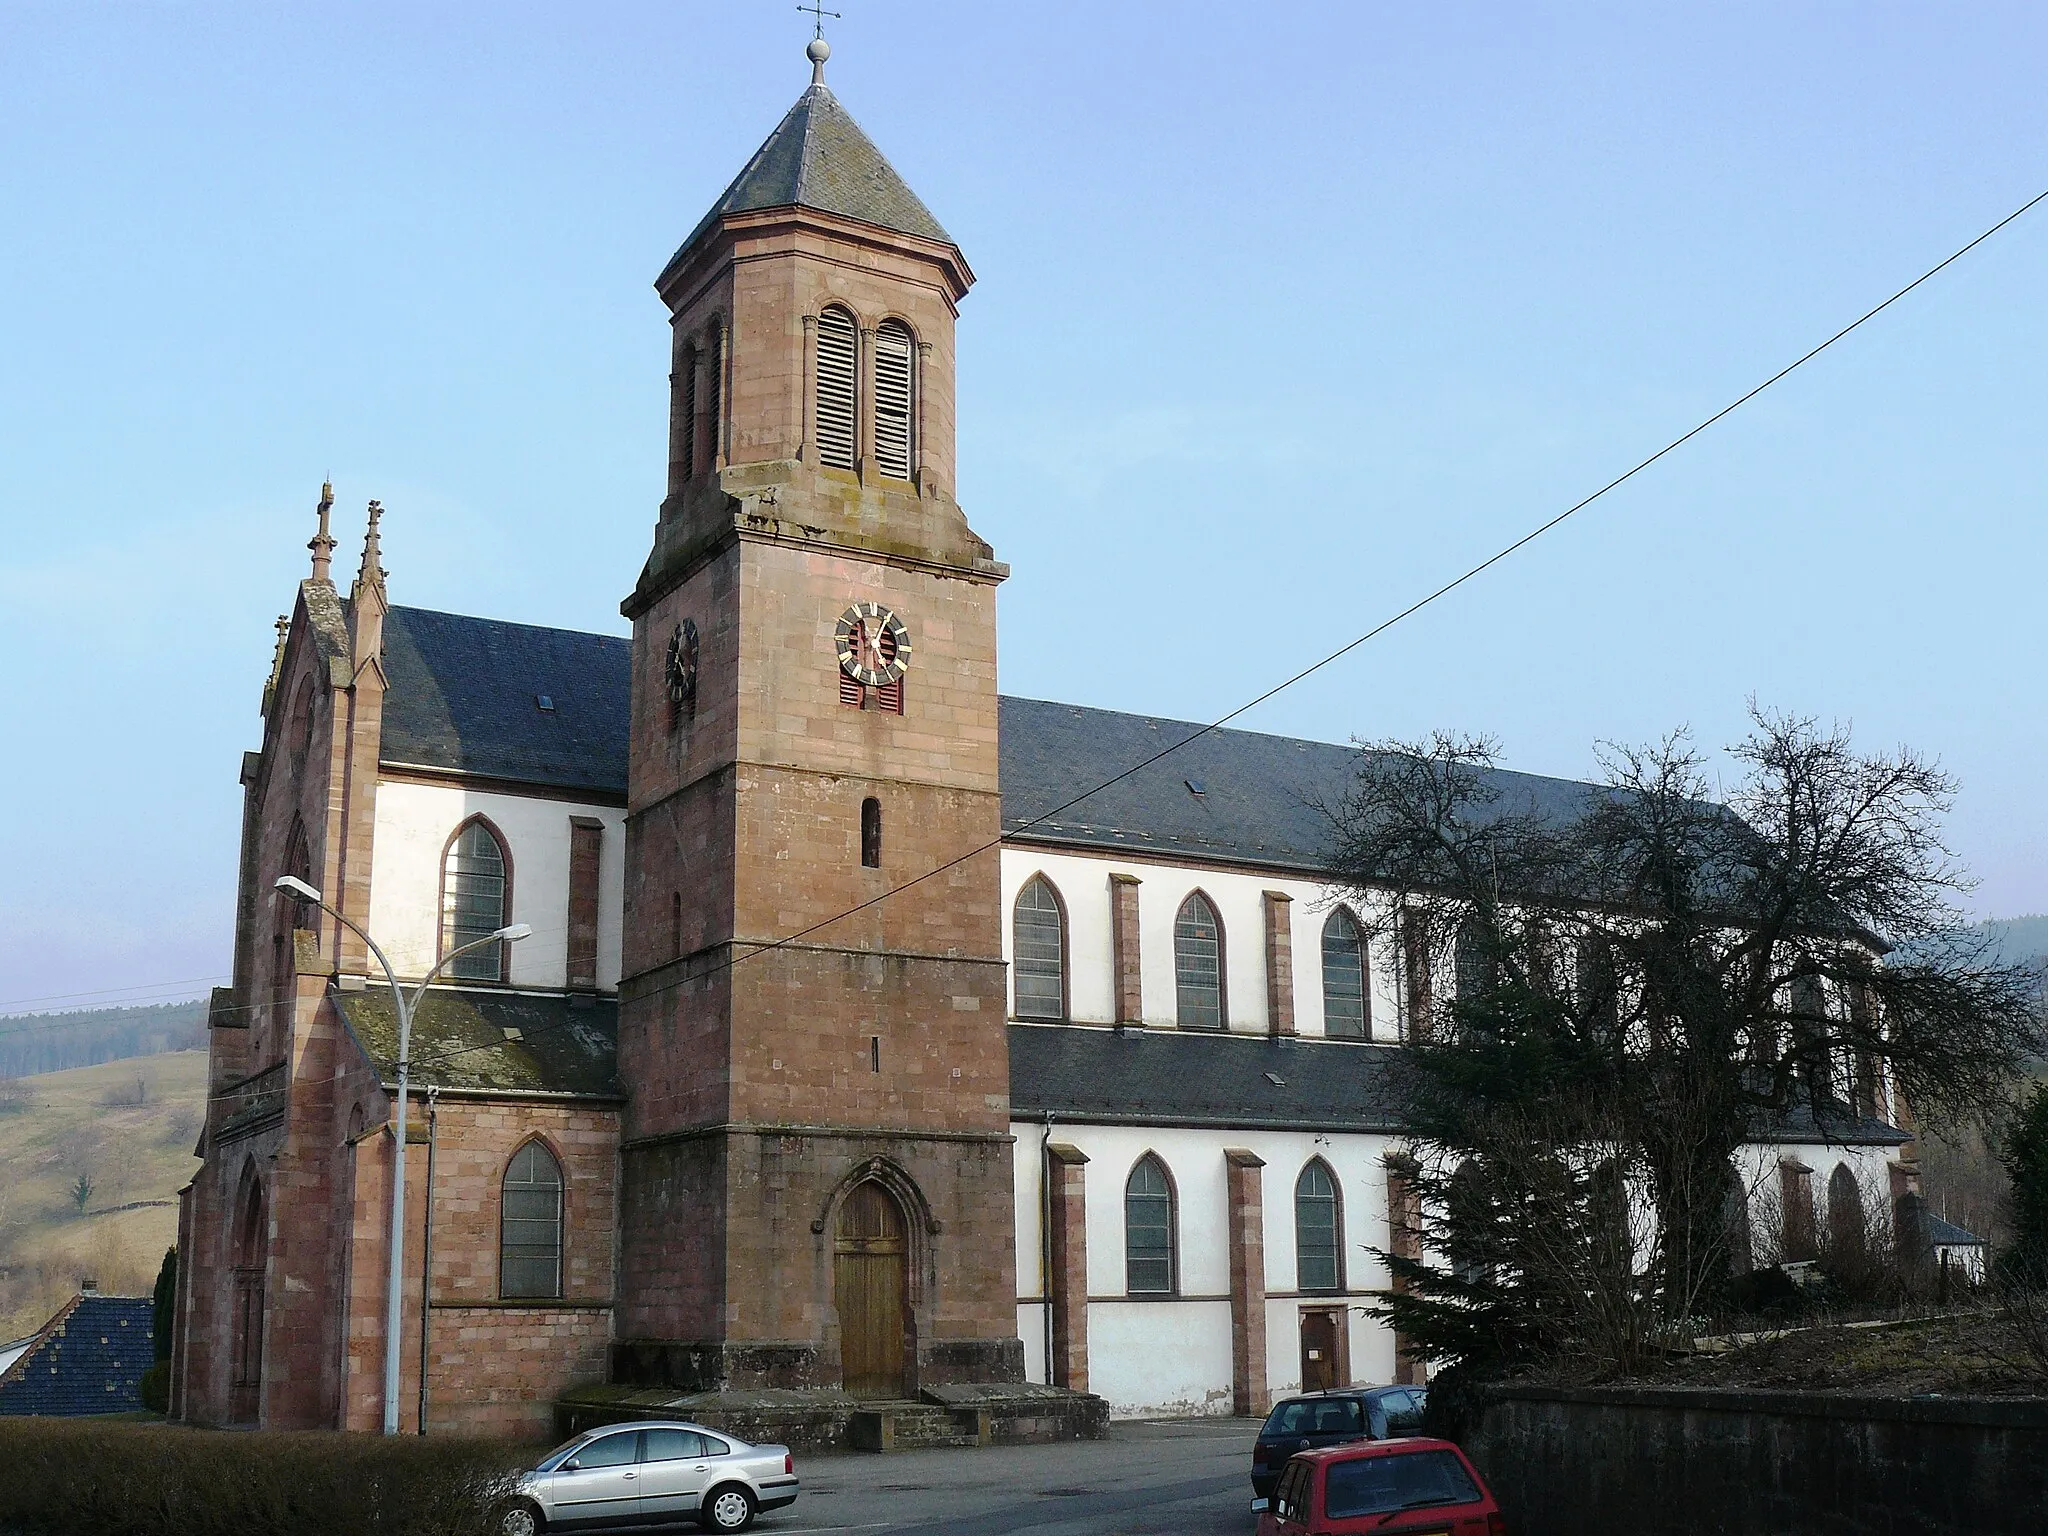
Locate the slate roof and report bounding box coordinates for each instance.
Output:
[376,606,1615,873]
[664,83,953,276]
[1925,1212,1987,1247]
[379,606,630,796]
[999,695,1610,875]
[0,1295,154,1417]
[335,986,622,1100]
[1008,1024,1911,1147]
[1009,1023,1409,1134]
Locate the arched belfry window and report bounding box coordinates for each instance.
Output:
[1125,1155,1176,1294]
[1296,1161,1342,1292]
[500,1141,565,1299]
[816,306,858,470]
[1321,908,1368,1039]
[1174,892,1225,1029]
[873,320,915,480]
[1012,876,1066,1020]
[442,819,509,980]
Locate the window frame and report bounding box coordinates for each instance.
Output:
[1294,1158,1344,1293]
[871,317,916,481]
[814,305,859,471]
[1320,906,1369,1039]
[499,1137,566,1301]
[1011,874,1069,1021]
[1123,1153,1178,1296]
[1173,890,1227,1030]
[439,816,513,982]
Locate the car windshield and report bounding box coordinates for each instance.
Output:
[535,1435,590,1472]
[1323,1450,1480,1519]
[1263,1397,1363,1437]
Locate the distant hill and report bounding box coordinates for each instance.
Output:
[0,1000,208,1079]
[1965,914,2048,968]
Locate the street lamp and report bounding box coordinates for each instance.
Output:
[274,874,530,1433]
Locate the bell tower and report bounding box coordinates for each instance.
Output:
[615,39,1020,1393]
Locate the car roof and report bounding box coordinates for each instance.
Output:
[584,1420,726,1438]
[1294,1436,1461,1463]
[1271,1385,1414,1403]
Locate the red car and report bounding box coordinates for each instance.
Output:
[1254,1437,1506,1536]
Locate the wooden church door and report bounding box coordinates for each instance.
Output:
[1300,1309,1338,1393]
[834,1183,908,1399]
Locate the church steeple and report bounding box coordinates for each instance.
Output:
[658,48,963,287]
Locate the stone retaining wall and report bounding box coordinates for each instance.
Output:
[1465,1384,2048,1536]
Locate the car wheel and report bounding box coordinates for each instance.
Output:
[496,1498,545,1536]
[701,1484,757,1532]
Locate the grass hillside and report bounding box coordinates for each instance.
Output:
[0,1051,205,1342]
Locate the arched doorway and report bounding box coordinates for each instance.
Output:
[228,1169,267,1425]
[834,1181,908,1399]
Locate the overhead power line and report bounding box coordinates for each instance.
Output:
[410,180,2048,1073]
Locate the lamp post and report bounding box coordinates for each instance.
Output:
[274,875,530,1434]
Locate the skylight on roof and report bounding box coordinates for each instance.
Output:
[535,695,555,712]
[1185,778,1207,796]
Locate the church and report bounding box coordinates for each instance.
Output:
[171,43,1913,1438]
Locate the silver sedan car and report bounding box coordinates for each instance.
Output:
[500,1420,799,1534]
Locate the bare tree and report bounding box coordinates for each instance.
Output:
[1332,709,2043,1360]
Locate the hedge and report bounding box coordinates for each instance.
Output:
[0,1420,529,1536]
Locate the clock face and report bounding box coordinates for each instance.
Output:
[834,602,911,687]
[665,619,700,716]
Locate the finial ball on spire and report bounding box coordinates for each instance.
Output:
[807,36,830,64]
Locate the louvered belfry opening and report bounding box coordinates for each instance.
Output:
[873,320,914,479]
[816,306,858,469]
[679,344,698,482]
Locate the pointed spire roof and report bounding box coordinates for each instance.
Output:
[666,78,953,275]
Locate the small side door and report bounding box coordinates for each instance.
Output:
[550,1428,644,1530]
[636,1428,714,1525]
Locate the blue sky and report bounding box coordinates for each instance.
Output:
[2,2,2045,1013]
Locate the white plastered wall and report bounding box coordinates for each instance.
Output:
[367,780,626,989]
[1011,1117,1403,1418]
[1736,1138,1902,1266]
[999,847,1404,1038]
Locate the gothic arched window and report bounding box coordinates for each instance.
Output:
[442,819,510,981]
[1295,1161,1342,1292]
[1125,1155,1176,1294]
[1174,892,1225,1029]
[1012,875,1066,1020]
[815,306,858,470]
[1321,907,1368,1039]
[873,320,915,479]
[500,1140,565,1299]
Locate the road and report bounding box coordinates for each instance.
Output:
[757,1417,1260,1536]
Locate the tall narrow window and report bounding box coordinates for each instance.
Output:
[1013,876,1066,1020]
[500,1141,564,1299]
[873,320,914,479]
[1295,1161,1342,1292]
[678,344,698,482]
[1453,917,1494,1002]
[1321,908,1368,1038]
[442,819,509,980]
[1125,1155,1175,1294]
[1174,892,1224,1029]
[816,307,857,470]
[860,797,882,868]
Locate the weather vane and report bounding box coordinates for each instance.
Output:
[798,0,840,41]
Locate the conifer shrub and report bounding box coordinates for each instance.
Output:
[0,1420,527,1536]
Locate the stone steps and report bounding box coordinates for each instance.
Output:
[849,1400,990,1452]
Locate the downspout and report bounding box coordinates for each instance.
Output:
[417,1085,438,1434]
[1040,1111,1055,1386]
